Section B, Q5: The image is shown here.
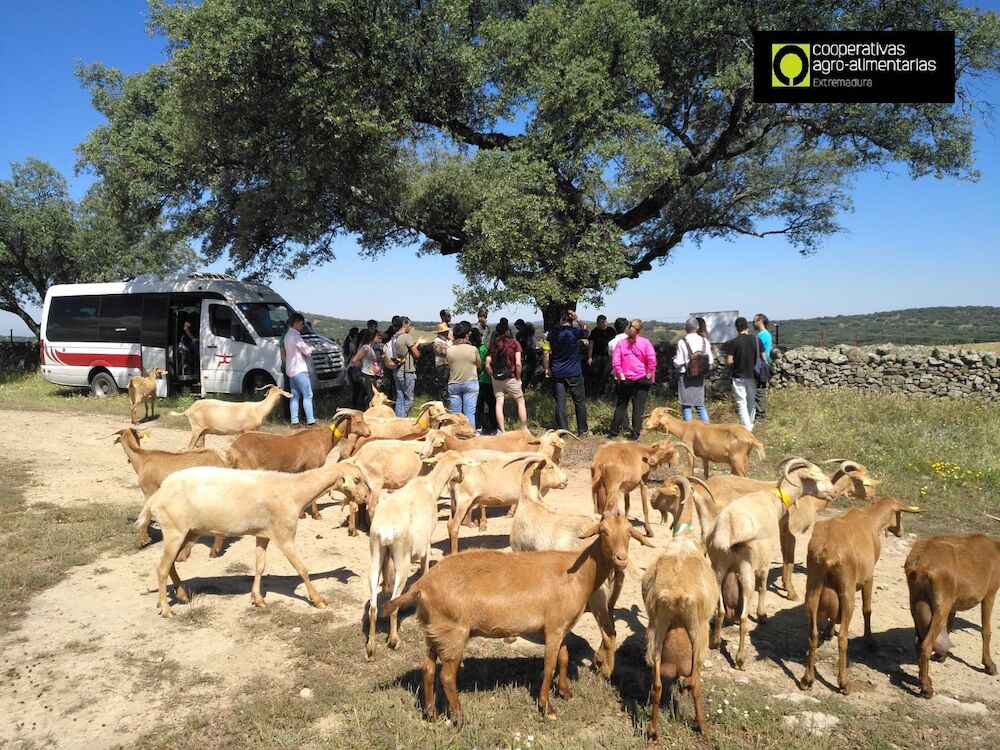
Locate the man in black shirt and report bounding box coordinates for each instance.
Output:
[586,314,615,397]
[725,316,762,431]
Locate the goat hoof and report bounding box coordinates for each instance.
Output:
[798,676,813,691]
[365,642,376,660]
[786,591,800,602]
[312,512,323,520]
[757,613,768,624]
[252,596,267,609]
[312,596,328,609]
[388,636,400,651]
[839,682,852,696]
[985,662,998,676]
[175,586,189,604]
[348,528,358,537]
[559,687,573,700]
[159,607,174,619]
[505,509,516,518]
[931,652,947,662]
[298,512,306,519]
[735,658,745,671]
[920,686,934,699]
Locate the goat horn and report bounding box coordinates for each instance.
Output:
[672,442,692,460]
[687,475,715,503]
[985,513,1000,523]
[551,429,580,441]
[503,455,545,470]
[780,456,812,480]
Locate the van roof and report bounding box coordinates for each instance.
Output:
[45,273,284,304]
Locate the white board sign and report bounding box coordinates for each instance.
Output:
[689,311,739,344]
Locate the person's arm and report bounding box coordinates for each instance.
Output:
[587,338,594,366]
[644,340,657,382]
[673,338,686,369]
[611,340,623,382]
[485,354,493,378]
[514,350,522,380]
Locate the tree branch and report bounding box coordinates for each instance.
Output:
[414,112,518,149]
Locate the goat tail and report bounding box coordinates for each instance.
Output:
[168,407,189,417]
[380,584,422,619]
[134,497,154,532]
[752,435,766,461]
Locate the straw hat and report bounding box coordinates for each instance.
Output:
[435,322,450,334]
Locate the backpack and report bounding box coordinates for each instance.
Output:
[382,334,404,370]
[491,345,511,380]
[683,337,710,378]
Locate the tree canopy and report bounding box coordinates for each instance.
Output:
[0,158,196,335]
[77,0,1000,321]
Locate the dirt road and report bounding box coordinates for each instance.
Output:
[0,409,996,748]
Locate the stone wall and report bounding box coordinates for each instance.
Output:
[770,344,1000,399]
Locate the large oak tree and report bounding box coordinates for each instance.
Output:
[77,0,1000,325]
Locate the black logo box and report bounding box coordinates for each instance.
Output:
[754,31,955,104]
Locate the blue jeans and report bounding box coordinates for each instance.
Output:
[289,371,315,425]
[393,370,416,417]
[682,404,710,422]
[448,380,479,429]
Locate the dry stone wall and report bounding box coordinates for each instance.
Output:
[770,344,1000,399]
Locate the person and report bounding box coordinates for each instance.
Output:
[277,319,292,419]
[381,315,402,401]
[753,313,772,421]
[470,328,497,434]
[486,318,527,432]
[586,314,615,397]
[392,317,423,417]
[343,326,361,407]
[351,329,383,409]
[179,319,199,378]
[607,317,629,357]
[476,308,491,343]
[284,312,316,427]
[433,322,453,403]
[514,319,537,391]
[440,309,452,328]
[725,316,759,431]
[608,319,657,439]
[673,316,713,422]
[696,317,709,339]
[446,321,480,428]
[543,308,589,435]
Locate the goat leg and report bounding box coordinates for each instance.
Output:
[780,530,799,601]
[800,580,821,690]
[556,644,572,699]
[422,645,439,722]
[208,534,225,558]
[689,618,707,732]
[837,589,854,694]
[440,657,463,728]
[640,483,654,537]
[861,579,878,651]
[251,537,269,608]
[983,591,998,676]
[539,631,564,718]
[272,537,326,609]
[648,646,662,742]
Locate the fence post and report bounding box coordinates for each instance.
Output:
[819,330,826,348]
[854,332,859,347]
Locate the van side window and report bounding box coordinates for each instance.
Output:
[47,296,99,342]
[210,305,234,339]
[99,295,143,343]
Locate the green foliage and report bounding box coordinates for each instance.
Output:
[76,1,1000,309]
[0,158,198,335]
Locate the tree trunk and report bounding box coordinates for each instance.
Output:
[540,301,577,334]
[0,300,40,338]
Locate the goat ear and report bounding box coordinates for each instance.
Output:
[578,521,601,539]
[141,432,151,442]
[629,527,656,547]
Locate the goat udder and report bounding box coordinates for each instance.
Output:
[660,626,694,680]
[722,571,740,620]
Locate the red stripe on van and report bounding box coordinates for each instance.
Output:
[54,351,142,369]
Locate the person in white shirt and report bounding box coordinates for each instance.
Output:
[607,317,629,357]
[284,313,316,426]
[673,316,714,422]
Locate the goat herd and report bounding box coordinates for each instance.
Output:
[116,383,1000,740]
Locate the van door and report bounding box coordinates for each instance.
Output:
[140,296,169,397]
[200,301,258,394]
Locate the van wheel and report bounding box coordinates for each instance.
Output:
[244,371,275,398]
[90,370,119,397]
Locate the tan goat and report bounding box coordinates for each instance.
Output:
[707,458,835,669]
[643,476,720,738]
[800,496,921,694]
[904,532,1000,697]
[128,367,166,424]
[591,439,684,536]
[226,409,371,520]
[171,384,291,448]
[134,461,370,618]
[337,401,451,456]
[381,512,653,725]
[110,427,229,553]
[364,391,396,419]
[642,407,764,477]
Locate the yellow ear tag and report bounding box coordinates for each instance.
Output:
[773,487,793,507]
[908,505,921,512]
[330,424,344,440]
[141,433,151,442]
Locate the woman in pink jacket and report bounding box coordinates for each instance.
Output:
[608,319,657,440]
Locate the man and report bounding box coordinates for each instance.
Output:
[753,313,772,421]
[440,308,452,327]
[392,316,423,417]
[433,321,452,403]
[725,316,759,431]
[607,317,629,357]
[586,314,615,397]
[543,308,590,435]
[514,319,537,391]
[284,313,316,427]
[477,308,491,343]
[382,315,402,400]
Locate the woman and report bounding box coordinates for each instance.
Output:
[470,328,497,435]
[609,319,657,439]
[486,318,528,432]
[696,317,709,340]
[673,316,713,422]
[446,321,480,428]
[284,313,316,426]
[351,329,383,410]
[343,326,361,406]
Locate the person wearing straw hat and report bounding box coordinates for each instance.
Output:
[433,321,453,403]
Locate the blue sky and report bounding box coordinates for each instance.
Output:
[2,1,998,336]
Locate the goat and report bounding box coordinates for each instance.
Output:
[365,451,475,658]
[226,409,370,520]
[134,461,370,618]
[904,532,1000,697]
[110,427,229,553]
[707,458,835,668]
[337,401,451,456]
[591,439,684,536]
[800,497,921,694]
[643,476,720,738]
[446,452,567,554]
[642,407,765,477]
[364,391,396,419]
[171,384,291,448]
[128,367,166,424]
[697,458,877,600]
[381,511,654,725]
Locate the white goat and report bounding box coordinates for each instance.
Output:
[171,384,291,448]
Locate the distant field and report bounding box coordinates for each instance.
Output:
[970,342,1000,354]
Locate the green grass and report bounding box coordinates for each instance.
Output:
[0,459,138,635]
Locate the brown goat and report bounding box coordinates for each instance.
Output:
[128,367,166,424]
[904,533,1000,697]
[800,496,921,694]
[642,407,764,477]
[381,512,653,726]
[226,409,371,520]
[591,440,683,536]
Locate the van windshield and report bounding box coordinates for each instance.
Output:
[238,302,294,337]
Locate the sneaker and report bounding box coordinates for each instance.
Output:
[578,430,594,438]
